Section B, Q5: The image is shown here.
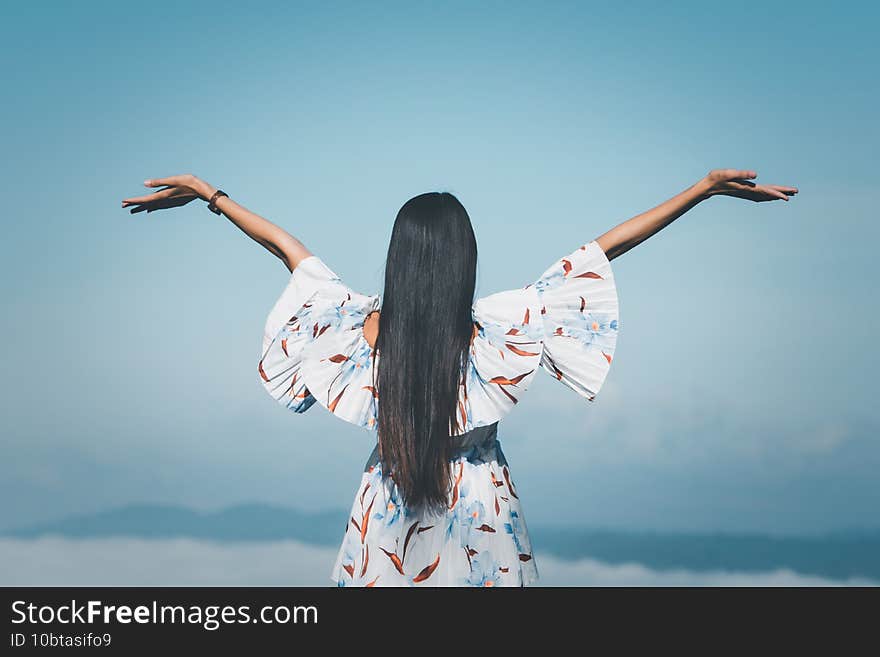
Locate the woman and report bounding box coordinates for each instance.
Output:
[122,169,797,586]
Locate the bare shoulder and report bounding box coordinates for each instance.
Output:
[363,310,380,349]
[362,311,478,349]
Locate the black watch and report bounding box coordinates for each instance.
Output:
[207,189,229,215]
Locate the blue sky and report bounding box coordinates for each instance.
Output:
[1,1,877,535]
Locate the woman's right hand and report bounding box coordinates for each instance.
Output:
[121,174,218,214]
[699,169,798,202]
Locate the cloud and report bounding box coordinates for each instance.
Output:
[535,553,878,587]
[0,537,337,587]
[0,538,874,587]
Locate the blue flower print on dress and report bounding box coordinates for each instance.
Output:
[461,499,495,549]
[374,484,403,528]
[533,266,566,294]
[504,509,526,554]
[465,552,505,587]
[553,311,618,352]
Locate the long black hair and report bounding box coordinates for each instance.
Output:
[373,191,477,515]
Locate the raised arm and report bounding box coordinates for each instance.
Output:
[121,174,311,272]
[594,169,798,261]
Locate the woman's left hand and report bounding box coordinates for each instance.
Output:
[121,174,217,214]
[700,169,798,202]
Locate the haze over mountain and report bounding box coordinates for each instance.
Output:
[6,503,878,582]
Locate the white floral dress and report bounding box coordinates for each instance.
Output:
[258,240,620,587]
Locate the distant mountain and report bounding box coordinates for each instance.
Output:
[531,527,880,582]
[5,503,879,582]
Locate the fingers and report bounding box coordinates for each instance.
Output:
[145,175,189,187]
[724,171,798,203]
[122,187,176,207]
[125,192,197,214]
[768,184,799,196]
[763,184,799,201]
[758,185,790,201]
[121,175,194,208]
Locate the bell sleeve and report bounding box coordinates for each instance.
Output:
[531,239,620,402]
[258,255,348,414]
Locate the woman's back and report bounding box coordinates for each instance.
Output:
[257,238,620,586]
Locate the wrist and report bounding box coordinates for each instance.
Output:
[194,179,217,202]
[692,177,715,202]
[206,188,230,215]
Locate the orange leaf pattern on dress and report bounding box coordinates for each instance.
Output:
[505,343,540,357]
[543,355,564,381]
[502,465,519,499]
[488,371,533,386]
[328,385,347,413]
[402,521,419,564]
[360,496,375,543]
[360,544,370,577]
[412,554,441,583]
[497,386,518,404]
[379,547,405,575]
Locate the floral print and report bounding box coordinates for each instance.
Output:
[333,435,537,587]
[258,239,620,586]
[466,552,505,587]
